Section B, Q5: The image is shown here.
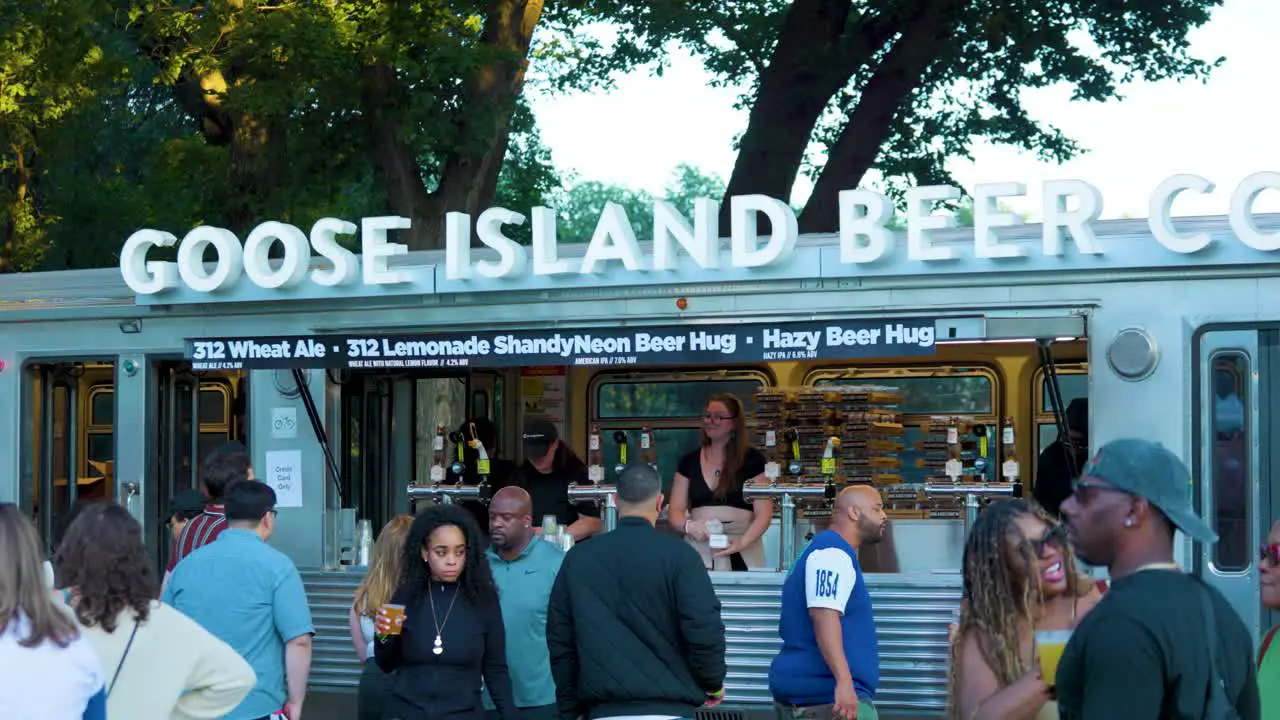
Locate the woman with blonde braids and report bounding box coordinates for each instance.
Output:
[348,515,414,720]
[948,499,1101,720]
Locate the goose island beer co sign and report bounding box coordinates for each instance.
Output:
[120,172,1280,299]
[184,318,938,371]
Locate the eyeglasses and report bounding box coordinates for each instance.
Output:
[703,413,736,423]
[1261,543,1280,564]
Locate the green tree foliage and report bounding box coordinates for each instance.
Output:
[548,0,1224,230]
[2,0,570,270]
[0,0,127,271]
[551,163,727,244]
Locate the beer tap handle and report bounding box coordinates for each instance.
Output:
[612,430,629,477]
[429,424,446,484]
[588,425,604,483]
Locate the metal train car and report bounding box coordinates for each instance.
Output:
[2,176,1278,718]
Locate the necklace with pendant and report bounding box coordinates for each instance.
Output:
[702,449,723,480]
[428,581,460,656]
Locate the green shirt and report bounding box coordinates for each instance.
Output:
[483,537,565,709]
[1261,626,1280,720]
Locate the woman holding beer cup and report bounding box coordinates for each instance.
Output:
[947,499,1101,720]
[374,504,517,720]
[668,394,774,571]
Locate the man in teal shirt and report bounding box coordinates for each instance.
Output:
[484,486,564,720]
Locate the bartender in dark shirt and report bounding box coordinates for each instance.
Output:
[1034,397,1088,517]
[513,420,602,541]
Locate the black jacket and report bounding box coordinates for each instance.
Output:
[374,582,517,720]
[546,516,726,719]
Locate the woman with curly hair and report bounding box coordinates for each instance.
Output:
[55,501,255,719]
[948,498,1102,720]
[374,503,517,720]
[349,514,413,720]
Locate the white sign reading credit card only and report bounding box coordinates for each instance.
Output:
[118,172,1280,296]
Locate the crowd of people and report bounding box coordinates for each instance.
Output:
[3,427,1280,720]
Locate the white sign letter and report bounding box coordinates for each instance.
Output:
[906,185,960,261]
[475,208,528,278]
[973,182,1027,259]
[837,190,892,263]
[444,212,472,280]
[1148,174,1214,254]
[531,207,574,276]
[176,226,243,293]
[1043,180,1103,256]
[730,195,798,268]
[581,202,645,274]
[310,218,358,286]
[120,229,179,295]
[243,221,310,290]
[1229,171,1280,251]
[361,216,411,285]
[653,198,720,270]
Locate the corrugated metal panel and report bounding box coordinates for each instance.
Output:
[713,573,960,716]
[300,570,961,716]
[301,570,365,691]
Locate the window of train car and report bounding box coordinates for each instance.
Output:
[806,366,998,485]
[1209,353,1249,573]
[1032,365,1088,466]
[591,373,771,493]
[196,385,233,460]
[86,387,115,478]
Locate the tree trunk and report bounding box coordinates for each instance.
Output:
[225,111,288,232]
[1,143,36,273]
[799,0,964,233]
[362,61,435,243]
[719,0,901,226]
[365,0,545,251]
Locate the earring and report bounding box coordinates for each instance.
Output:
[1124,519,1134,528]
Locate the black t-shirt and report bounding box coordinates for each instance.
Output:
[509,460,601,528]
[1056,569,1260,720]
[677,447,768,512]
[1034,439,1085,517]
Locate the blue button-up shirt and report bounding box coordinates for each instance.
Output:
[484,537,564,709]
[163,528,315,720]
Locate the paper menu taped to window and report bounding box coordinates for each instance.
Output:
[264,449,303,508]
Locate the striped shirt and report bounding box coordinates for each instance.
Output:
[167,505,227,572]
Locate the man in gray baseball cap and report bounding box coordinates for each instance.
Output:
[1054,438,1258,719]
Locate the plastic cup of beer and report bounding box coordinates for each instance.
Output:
[1035,629,1072,687]
[542,515,559,536]
[380,604,406,636]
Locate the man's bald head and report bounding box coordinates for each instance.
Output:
[832,484,887,548]
[489,486,534,553]
[491,486,532,515]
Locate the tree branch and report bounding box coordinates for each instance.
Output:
[800,0,965,233]
[719,0,904,221]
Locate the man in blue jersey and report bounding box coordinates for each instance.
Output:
[769,485,887,720]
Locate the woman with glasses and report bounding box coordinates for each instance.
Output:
[947,498,1101,720]
[1259,520,1280,718]
[668,393,774,571]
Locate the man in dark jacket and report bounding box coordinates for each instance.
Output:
[546,463,726,719]
[1034,397,1088,517]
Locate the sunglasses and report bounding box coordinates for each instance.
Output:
[1024,524,1067,556]
[1070,478,1130,503]
[1261,543,1280,564]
